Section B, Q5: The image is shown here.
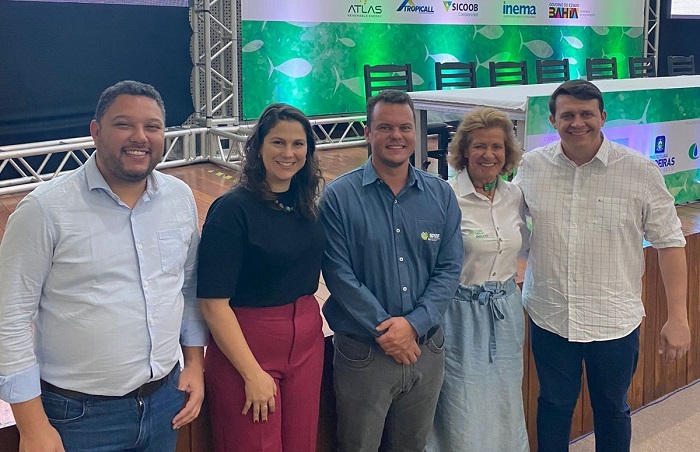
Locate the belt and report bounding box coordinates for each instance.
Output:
[345,325,440,346]
[40,363,178,401]
[417,325,440,345]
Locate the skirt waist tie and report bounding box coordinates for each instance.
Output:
[454,276,518,363]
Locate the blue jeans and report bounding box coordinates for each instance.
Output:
[41,366,185,451]
[332,328,445,452]
[530,321,640,452]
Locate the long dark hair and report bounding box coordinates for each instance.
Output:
[240,103,323,220]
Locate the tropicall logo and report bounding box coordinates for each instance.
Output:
[348,2,382,15]
[502,1,537,16]
[443,1,479,12]
[397,0,435,14]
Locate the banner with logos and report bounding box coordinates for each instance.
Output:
[242,0,644,27]
[240,0,645,119]
[524,87,700,204]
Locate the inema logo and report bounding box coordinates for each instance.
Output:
[689,143,698,160]
[549,7,579,18]
[502,1,537,16]
[397,0,435,14]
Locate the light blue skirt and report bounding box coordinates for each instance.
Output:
[427,277,529,452]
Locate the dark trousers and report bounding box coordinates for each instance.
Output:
[530,320,640,452]
[332,328,445,452]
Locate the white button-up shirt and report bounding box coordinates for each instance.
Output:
[0,155,208,403]
[514,137,685,342]
[449,170,529,285]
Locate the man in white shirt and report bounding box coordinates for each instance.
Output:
[0,81,208,451]
[514,79,690,452]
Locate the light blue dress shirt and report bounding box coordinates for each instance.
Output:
[320,160,463,338]
[0,154,208,403]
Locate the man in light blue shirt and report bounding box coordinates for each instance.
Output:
[320,89,462,451]
[0,81,208,451]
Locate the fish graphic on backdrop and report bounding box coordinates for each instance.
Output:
[333,67,364,97]
[519,32,553,58]
[560,30,583,49]
[473,25,504,40]
[242,40,264,53]
[268,57,313,79]
[425,45,459,63]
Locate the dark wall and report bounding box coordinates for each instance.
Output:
[659,0,699,76]
[0,1,193,146]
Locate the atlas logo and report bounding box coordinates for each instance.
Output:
[397,0,435,14]
[689,143,698,160]
[348,1,382,15]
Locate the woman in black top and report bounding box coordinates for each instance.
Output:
[197,104,326,452]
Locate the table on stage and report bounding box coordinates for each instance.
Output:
[408,75,700,166]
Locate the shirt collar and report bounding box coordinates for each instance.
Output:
[455,169,504,199]
[361,158,423,191]
[554,133,610,166]
[84,152,160,198]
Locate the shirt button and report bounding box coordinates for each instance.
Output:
[137,244,143,250]
[498,238,503,242]
[394,200,398,204]
[396,228,401,233]
[492,272,496,276]
[399,257,404,262]
[498,250,503,254]
[402,287,408,292]
[143,281,149,287]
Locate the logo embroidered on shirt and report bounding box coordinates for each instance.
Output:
[466,229,488,239]
[421,231,441,241]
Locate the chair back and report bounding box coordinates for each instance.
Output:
[363,64,413,99]
[489,61,529,86]
[628,56,656,78]
[585,57,618,80]
[667,55,695,76]
[435,61,477,90]
[535,59,570,84]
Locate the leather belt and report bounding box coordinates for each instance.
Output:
[345,325,440,346]
[417,325,440,345]
[40,363,178,401]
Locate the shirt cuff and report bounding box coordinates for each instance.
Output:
[0,363,41,404]
[180,319,210,347]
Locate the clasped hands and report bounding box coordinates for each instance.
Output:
[376,317,421,365]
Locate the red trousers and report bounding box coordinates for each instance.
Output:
[204,295,324,452]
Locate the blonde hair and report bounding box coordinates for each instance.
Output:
[448,107,522,175]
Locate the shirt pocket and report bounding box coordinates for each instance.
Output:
[414,219,443,259]
[593,197,627,230]
[158,228,189,275]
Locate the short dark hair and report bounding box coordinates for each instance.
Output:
[448,107,522,176]
[241,103,323,220]
[366,89,414,129]
[95,80,166,123]
[548,79,604,116]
